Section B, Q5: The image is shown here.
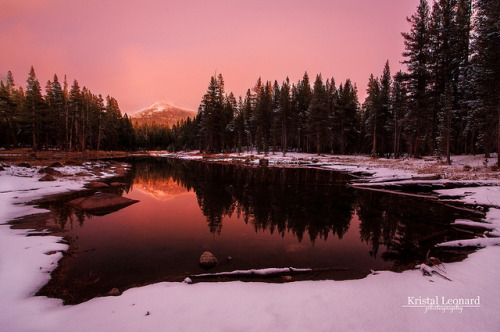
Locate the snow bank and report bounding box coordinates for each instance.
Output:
[436,186,500,207]
[2,227,499,331]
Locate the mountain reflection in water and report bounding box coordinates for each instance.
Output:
[36,157,476,304]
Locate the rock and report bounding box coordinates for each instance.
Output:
[411,174,441,181]
[114,168,128,176]
[0,166,4,171]
[426,257,442,266]
[50,162,63,168]
[39,174,56,181]
[227,256,233,261]
[259,159,269,166]
[17,162,31,168]
[106,288,121,296]
[85,181,110,189]
[38,167,62,176]
[199,251,218,269]
[66,193,139,213]
[110,182,126,187]
[75,172,92,176]
[64,159,82,166]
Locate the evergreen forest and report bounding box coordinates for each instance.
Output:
[1,0,498,165]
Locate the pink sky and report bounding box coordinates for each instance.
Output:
[1,0,419,114]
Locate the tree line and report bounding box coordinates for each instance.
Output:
[171,0,499,165]
[0,66,135,151]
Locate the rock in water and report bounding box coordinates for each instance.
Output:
[66,193,139,214]
[85,181,110,189]
[199,251,218,269]
[39,174,56,181]
[38,167,62,176]
[106,288,121,296]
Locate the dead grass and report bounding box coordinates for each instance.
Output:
[0,148,145,166]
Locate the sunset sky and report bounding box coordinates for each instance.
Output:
[1,0,420,114]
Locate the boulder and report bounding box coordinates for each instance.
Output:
[17,162,31,168]
[66,193,139,213]
[259,159,269,166]
[38,167,62,176]
[105,288,121,296]
[64,159,82,166]
[39,174,56,182]
[85,181,110,189]
[75,172,92,176]
[50,162,63,168]
[199,251,218,269]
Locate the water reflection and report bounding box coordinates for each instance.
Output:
[128,158,471,259]
[128,159,355,242]
[33,157,477,304]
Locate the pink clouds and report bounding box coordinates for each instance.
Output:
[0,0,420,114]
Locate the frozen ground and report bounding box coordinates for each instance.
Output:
[1,155,499,331]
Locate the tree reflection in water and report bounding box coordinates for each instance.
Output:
[129,158,474,262]
[131,158,355,243]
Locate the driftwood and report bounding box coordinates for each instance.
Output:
[189,266,349,281]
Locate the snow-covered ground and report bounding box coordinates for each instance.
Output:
[1,155,500,331]
[154,150,500,181]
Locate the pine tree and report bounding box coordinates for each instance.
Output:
[391,71,409,158]
[198,75,225,152]
[455,0,473,154]
[471,0,500,165]
[334,79,360,154]
[295,72,312,151]
[363,74,380,155]
[50,75,65,148]
[325,77,338,153]
[24,66,44,151]
[307,74,329,154]
[430,0,458,163]
[379,61,392,156]
[223,92,237,151]
[402,0,432,156]
[103,96,122,150]
[279,78,291,155]
[0,71,19,146]
[68,80,82,150]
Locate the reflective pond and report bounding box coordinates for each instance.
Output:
[34,158,477,304]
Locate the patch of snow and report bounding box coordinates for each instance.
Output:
[452,219,496,230]
[435,186,500,207]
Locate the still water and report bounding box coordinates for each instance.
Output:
[36,158,475,304]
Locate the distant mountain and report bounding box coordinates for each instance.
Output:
[131,101,196,127]
[133,177,190,201]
